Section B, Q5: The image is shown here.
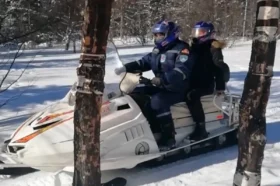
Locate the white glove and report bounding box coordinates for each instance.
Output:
[114,66,126,75]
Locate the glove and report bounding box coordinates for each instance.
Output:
[151,77,161,86]
[114,66,126,75]
[215,90,225,96]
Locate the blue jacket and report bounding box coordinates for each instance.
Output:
[124,39,193,93]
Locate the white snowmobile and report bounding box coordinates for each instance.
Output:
[0,42,241,175]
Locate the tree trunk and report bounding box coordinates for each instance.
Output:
[73,39,76,53]
[233,1,279,186]
[72,0,113,186]
[120,0,123,39]
[65,36,70,51]
[242,0,248,40]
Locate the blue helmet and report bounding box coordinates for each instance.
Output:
[152,20,180,49]
[192,21,215,43]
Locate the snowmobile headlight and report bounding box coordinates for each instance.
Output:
[7,145,25,153]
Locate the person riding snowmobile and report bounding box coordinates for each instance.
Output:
[186,21,230,141]
[114,20,193,150]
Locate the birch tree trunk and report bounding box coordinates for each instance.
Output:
[72,0,114,186]
[233,1,279,186]
[242,0,248,40]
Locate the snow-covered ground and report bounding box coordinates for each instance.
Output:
[0,40,280,186]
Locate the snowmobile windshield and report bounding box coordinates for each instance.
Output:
[64,41,127,106]
[103,41,126,95]
[68,82,77,106]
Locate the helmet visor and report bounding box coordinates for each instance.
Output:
[191,28,208,38]
[152,23,169,34]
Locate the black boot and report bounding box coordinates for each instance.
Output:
[189,122,209,141]
[158,122,176,151]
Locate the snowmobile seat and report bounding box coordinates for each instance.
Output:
[170,94,224,129]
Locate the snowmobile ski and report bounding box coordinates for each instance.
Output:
[0,161,37,175]
[102,177,127,186]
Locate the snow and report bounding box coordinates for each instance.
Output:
[1,40,280,186]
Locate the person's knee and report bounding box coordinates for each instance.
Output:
[150,94,161,110]
[186,90,197,101]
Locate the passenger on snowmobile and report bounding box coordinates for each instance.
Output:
[114,20,193,150]
[186,21,230,141]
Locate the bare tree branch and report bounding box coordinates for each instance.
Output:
[0,53,35,94]
[0,43,24,90]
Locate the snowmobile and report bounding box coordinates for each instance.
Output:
[0,42,241,176]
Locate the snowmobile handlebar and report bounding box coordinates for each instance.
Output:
[139,76,153,86]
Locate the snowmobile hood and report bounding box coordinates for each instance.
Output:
[8,93,120,145]
[10,101,74,144]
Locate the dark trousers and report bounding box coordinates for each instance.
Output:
[186,89,213,124]
[132,86,185,135]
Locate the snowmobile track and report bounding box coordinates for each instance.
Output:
[121,129,238,184]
